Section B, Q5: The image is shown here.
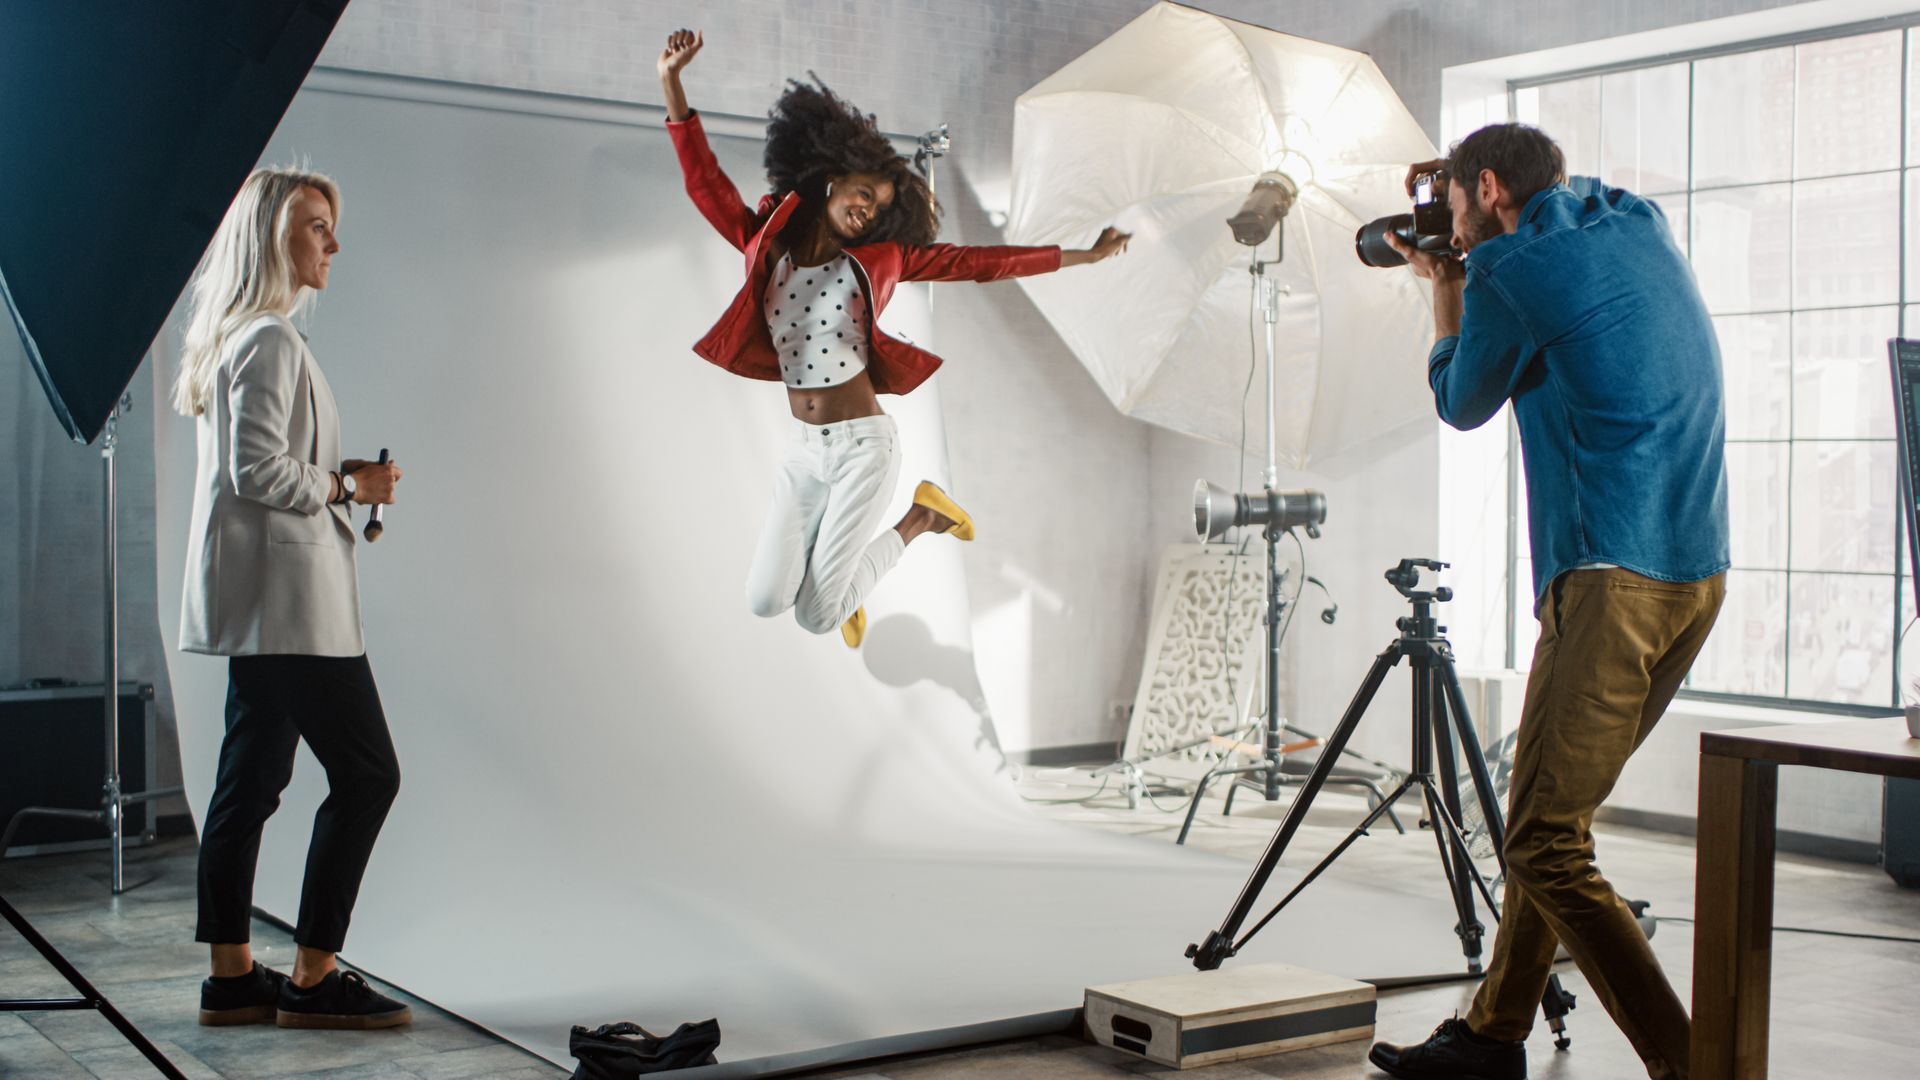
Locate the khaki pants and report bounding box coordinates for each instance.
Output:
[1466,567,1725,1080]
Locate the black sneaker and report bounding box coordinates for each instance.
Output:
[1369,1016,1526,1080]
[276,969,412,1030]
[199,962,291,1026]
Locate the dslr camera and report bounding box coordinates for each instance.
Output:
[1355,169,1458,268]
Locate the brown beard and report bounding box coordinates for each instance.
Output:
[1457,196,1503,251]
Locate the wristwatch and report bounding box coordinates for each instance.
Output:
[338,471,357,504]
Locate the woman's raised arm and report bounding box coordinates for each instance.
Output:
[658,28,701,122]
[658,30,759,252]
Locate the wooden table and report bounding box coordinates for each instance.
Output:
[1690,716,1920,1079]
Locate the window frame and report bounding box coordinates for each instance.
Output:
[1500,15,1917,715]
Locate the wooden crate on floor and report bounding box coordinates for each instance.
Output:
[1085,961,1376,1069]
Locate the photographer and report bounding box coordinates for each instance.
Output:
[1368,125,1728,1080]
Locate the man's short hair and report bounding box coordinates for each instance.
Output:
[1447,124,1567,209]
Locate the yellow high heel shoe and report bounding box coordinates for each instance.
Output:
[841,606,867,649]
[913,481,975,542]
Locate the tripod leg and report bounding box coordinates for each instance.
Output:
[1421,785,1506,916]
[1431,673,1471,850]
[1408,660,1479,966]
[1176,765,1224,846]
[1423,786,1485,970]
[1423,776,1506,973]
[1234,773,1421,951]
[1429,679,1488,970]
[1363,779,1406,834]
[1439,654,1510,872]
[1187,643,1404,970]
[1543,973,1578,1050]
[1430,673,1478,859]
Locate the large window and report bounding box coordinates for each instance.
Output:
[1510,25,1913,709]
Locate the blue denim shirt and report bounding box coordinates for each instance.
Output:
[1428,177,1729,606]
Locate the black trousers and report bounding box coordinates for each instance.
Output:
[195,653,401,953]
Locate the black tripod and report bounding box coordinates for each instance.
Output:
[1185,559,1579,1048]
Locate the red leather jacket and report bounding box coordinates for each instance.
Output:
[668,112,1062,395]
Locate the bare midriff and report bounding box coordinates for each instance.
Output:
[788,370,882,424]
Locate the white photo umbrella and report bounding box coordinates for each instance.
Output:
[1008,1,1439,467]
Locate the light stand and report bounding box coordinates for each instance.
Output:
[1086,185,1309,812]
[914,124,950,196]
[0,392,183,887]
[1170,174,1401,841]
[0,391,191,1080]
[1182,255,1311,806]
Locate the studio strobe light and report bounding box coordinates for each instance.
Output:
[1226,172,1299,248]
[1193,481,1325,542]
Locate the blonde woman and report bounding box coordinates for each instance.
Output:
[174,167,410,1030]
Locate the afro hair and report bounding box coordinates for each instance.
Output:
[764,76,940,247]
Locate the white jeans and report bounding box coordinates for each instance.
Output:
[746,414,906,634]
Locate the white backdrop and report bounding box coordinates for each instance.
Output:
[152,73,1471,1074]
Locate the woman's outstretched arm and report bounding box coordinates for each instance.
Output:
[1060,226,1131,267]
[898,225,1131,282]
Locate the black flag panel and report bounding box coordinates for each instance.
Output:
[0,1,349,442]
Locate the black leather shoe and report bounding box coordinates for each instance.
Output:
[198,962,290,1026]
[1369,1016,1526,1080]
[276,969,412,1030]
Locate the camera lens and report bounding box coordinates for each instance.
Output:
[1354,213,1414,268]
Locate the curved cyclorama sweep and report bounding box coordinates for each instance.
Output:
[152,72,1471,1074]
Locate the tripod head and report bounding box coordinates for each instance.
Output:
[1387,559,1451,638]
[1385,558,1452,604]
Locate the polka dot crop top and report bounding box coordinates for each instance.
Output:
[763,252,870,390]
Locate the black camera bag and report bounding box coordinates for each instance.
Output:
[568,1018,720,1077]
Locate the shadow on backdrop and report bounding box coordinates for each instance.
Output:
[864,613,1009,773]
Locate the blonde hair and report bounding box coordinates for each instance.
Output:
[171,167,341,416]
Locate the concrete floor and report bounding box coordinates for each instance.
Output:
[3,772,1916,1078]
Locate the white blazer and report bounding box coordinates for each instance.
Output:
[179,313,364,657]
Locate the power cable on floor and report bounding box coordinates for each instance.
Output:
[1015,774,1115,805]
[1657,915,1920,946]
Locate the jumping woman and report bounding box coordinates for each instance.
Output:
[659,28,1129,648]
